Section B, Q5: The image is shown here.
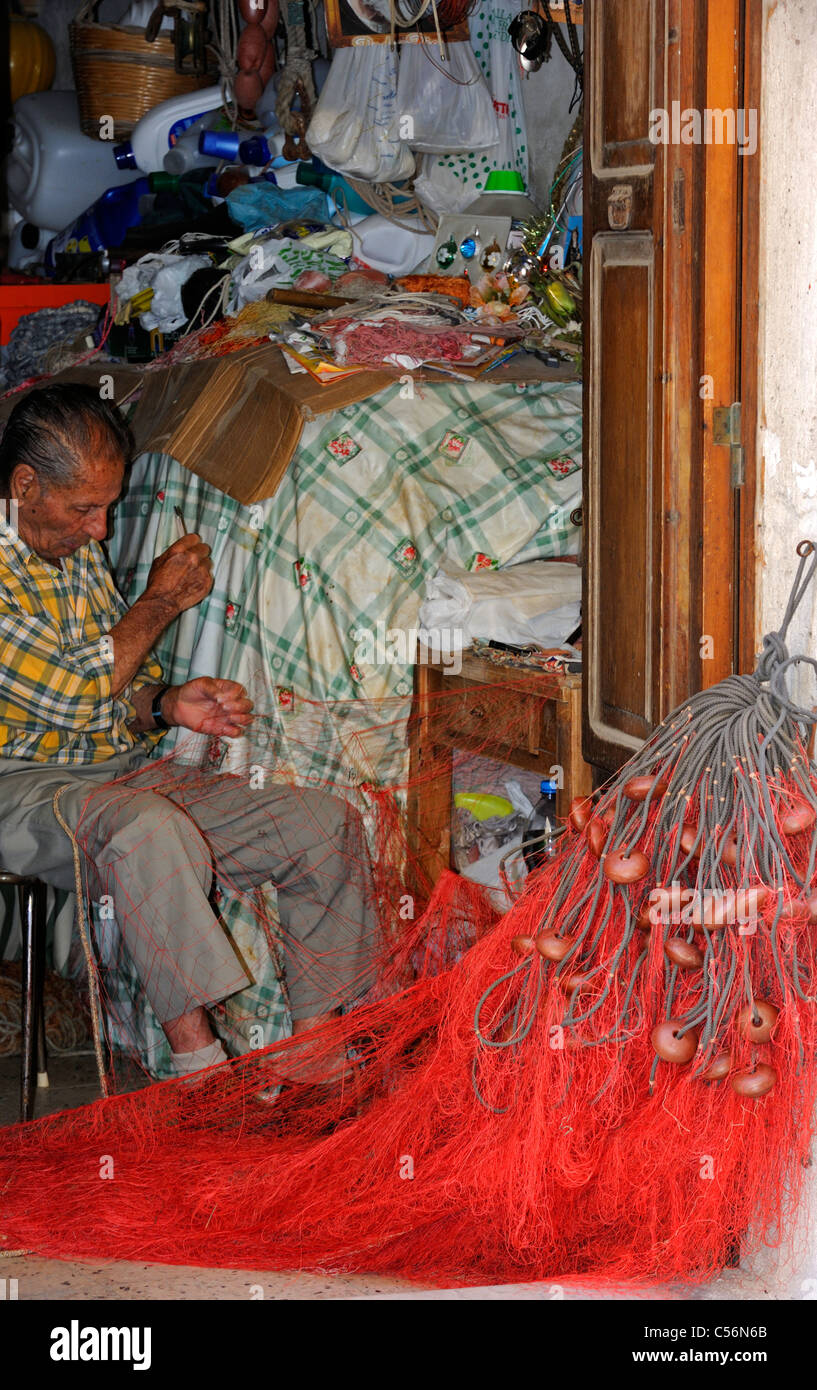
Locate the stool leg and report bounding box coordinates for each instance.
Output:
[33,880,49,1090]
[19,882,37,1122]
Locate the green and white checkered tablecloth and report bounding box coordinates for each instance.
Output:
[96,376,582,1074]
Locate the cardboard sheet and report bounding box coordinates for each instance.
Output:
[128,344,393,505]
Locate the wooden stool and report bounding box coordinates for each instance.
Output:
[0,872,49,1121]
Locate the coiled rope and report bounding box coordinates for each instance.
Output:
[473,541,817,1108]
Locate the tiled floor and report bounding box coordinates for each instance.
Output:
[0,1053,805,1301]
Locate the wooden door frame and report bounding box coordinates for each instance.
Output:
[736,0,762,673]
[581,0,761,771]
[697,0,762,687]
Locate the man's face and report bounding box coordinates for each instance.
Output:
[12,445,125,563]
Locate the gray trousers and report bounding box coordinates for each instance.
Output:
[0,751,377,1026]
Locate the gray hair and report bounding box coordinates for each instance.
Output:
[0,383,133,492]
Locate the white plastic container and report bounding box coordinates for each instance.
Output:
[6,91,136,231]
[114,85,223,175]
[267,160,300,190]
[163,113,223,176]
[8,217,54,270]
[353,214,435,276]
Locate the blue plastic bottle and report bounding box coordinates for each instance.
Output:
[44,178,149,275]
[521,778,559,871]
[199,127,243,161]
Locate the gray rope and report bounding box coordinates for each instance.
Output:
[472,541,817,1106]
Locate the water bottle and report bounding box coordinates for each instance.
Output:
[521,779,559,871]
[295,162,375,218]
[163,125,220,176]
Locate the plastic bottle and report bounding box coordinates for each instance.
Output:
[162,109,240,175]
[295,163,374,218]
[263,162,300,190]
[7,219,53,271]
[163,127,218,176]
[113,86,223,174]
[236,130,292,168]
[7,90,137,232]
[147,168,205,192]
[44,178,149,276]
[198,128,243,162]
[521,779,559,871]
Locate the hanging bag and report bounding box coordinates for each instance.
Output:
[396,39,499,154]
[306,45,415,184]
[414,0,530,214]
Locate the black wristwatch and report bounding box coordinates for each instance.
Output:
[151,684,172,731]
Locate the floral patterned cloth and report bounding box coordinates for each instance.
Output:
[3,376,582,1077]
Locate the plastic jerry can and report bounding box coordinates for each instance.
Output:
[7,90,137,231]
[113,86,223,174]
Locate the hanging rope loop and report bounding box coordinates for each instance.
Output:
[754,540,817,687]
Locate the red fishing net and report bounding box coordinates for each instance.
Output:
[2,570,817,1285]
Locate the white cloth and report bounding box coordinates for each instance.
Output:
[418,560,581,652]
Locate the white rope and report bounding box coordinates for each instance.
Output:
[52,787,108,1100]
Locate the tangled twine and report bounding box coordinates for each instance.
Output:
[474,542,817,1104]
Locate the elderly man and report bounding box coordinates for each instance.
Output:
[0,384,375,1079]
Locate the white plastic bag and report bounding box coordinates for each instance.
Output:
[306,46,415,183]
[414,0,529,214]
[115,252,211,332]
[397,40,499,154]
[418,560,581,651]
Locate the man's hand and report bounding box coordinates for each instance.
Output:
[162,678,253,738]
[143,535,214,618]
[110,535,213,695]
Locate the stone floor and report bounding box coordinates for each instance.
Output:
[0,1053,805,1301]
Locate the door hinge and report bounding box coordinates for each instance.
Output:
[713,402,745,487]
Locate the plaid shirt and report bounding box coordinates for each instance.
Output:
[0,516,164,766]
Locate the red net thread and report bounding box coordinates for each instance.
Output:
[0,676,815,1286]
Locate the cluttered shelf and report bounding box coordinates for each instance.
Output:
[2,0,587,1079]
[4,0,584,393]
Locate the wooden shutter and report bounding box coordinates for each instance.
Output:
[582,0,754,771]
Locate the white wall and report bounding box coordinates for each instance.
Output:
[748,0,817,1294]
[757,0,817,668]
[520,39,582,207]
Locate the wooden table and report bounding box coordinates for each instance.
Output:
[407,650,593,896]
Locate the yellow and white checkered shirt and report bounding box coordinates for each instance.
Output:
[0,516,164,765]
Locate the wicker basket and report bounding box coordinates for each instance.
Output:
[70,2,218,140]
